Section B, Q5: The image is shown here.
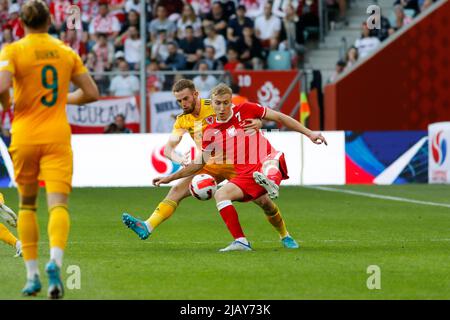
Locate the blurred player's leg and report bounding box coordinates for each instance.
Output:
[46,190,70,300]
[17,183,41,296]
[0,223,18,247]
[41,143,73,299]
[122,176,192,240]
[215,183,252,252]
[252,195,299,248]
[0,192,20,251]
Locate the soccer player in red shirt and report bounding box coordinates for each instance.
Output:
[153,83,327,251]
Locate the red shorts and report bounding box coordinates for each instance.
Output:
[230,152,289,202]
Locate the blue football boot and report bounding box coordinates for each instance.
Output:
[46,260,64,299]
[281,235,299,249]
[22,274,42,297]
[122,213,151,240]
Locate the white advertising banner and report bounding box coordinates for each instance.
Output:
[67,96,140,133]
[71,132,346,187]
[302,131,346,185]
[149,91,210,133]
[428,122,450,184]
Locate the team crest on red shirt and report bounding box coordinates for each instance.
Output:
[227,126,237,137]
[205,116,214,125]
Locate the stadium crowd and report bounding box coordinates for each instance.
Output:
[0,0,322,96]
[329,0,438,83]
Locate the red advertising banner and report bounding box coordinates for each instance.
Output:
[231,70,301,121]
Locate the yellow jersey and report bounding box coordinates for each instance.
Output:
[172,98,216,148]
[0,33,88,146]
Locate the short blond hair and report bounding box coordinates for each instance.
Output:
[211,83,232,98]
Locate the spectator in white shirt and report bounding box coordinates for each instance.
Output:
[151,29,170,64]
[354,22,381,58]
[125,0,140,13]
[89,2,121,40]
[123,26,141,70]
[109,60,140,96]
[240,0,265,19]
[177,3,203,39]
[193,61,218,92]
[254,1,282,48]
[203,23,227,61]
[272,0,299,18]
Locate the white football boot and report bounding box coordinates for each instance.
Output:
[253,171,279,200]
[0,202,18,228]
[219,240,253,252]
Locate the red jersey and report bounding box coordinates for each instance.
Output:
[202,102,276,175]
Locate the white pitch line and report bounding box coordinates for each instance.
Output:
[53,239,450,245]
[308,186,450,209]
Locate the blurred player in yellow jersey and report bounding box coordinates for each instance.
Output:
[0,0,99,299]
[122,79,299,250]
[0,192,22,257]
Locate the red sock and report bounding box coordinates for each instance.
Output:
[217,201,245,239]
[266,167,282,186]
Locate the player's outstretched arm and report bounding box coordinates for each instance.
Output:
[153,162,204,186]
[153,151,209,186]
[264,108,328,145]
[68,73,100,105]
[164,135,191,166]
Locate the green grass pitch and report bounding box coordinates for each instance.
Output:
[0,185,449,299]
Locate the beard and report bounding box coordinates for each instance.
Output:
[183,100,196,114]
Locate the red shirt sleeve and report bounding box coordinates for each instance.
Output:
[241,102,267,119]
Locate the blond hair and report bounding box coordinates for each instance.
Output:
[211,83,232,98]
[20,0,50,29]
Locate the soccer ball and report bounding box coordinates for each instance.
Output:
[189,174,217,201]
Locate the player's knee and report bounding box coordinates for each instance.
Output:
[168,184,189,202]
[47,193,69,208]
[214,188,227,202]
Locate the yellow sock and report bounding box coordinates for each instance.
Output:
[266,206,289,238]
[0,223,18,247]
[18,205,39,261]
[48,204,70,250]
[146,199,177,230]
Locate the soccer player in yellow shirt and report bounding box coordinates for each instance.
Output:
[122,79,299,250]
[0,0,99,298]
[0,193,22,257]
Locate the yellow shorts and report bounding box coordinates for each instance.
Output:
[9,143,73,195]
[198,163,236,183]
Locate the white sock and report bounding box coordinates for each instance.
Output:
[50,247,64,268]
[25,260,39,280]
[16,240,21,251]
[144,221,153,232]
[236,237,249,246]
